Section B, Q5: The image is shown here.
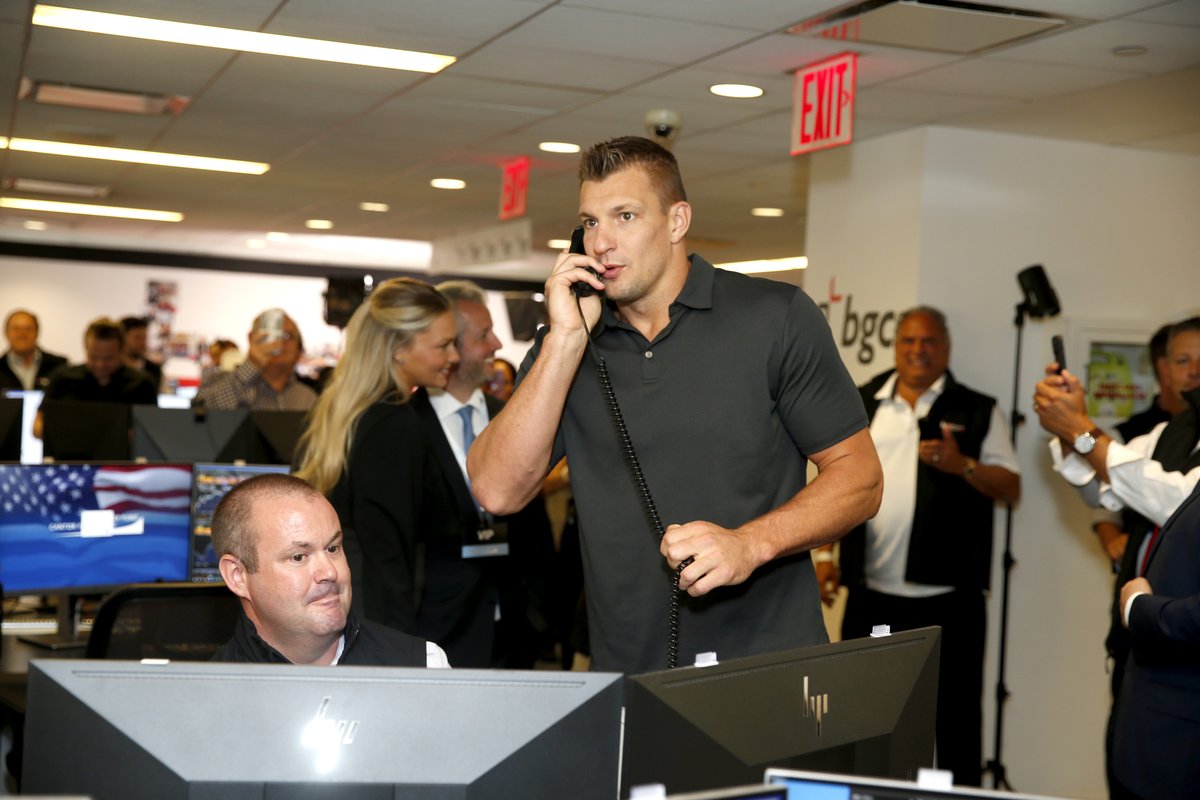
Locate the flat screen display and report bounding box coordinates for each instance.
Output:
[0,463,192,595]
[188,463,291,582]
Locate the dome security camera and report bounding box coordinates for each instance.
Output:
[644,109,682,146]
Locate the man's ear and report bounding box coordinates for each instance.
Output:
[219,554,251,601]
[669,201,692,244]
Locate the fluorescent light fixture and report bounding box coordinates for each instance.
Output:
[23,220,50,231]
[715,256,807,274]
[33,4,456,74]
[751,207,785,217]
[359,201,389,212]
[246,239,267,249]
[539,142,580,154]
[547,239,571,249]
[0,136,268,174]
[710,83,764,99]
[0,196,182,222]
[32,81,190,116]
[305,219,334,230]
[4,176,110,198]
[265,231,290,242]
[430,178,465,190]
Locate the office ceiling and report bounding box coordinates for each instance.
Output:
[1,0,1198,281]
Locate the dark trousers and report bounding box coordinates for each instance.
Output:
[843,586,986,787]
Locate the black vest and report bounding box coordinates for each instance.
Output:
[840,369,999,591]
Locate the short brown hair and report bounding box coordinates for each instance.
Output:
[579,136,687,210]
[211,473,323,573]
[84,317,124,347]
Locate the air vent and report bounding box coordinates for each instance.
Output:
[20,77,190,116]
[789,1,1068,55]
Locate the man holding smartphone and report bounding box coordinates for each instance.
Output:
[197,308,316,411]
[468,136,882,676]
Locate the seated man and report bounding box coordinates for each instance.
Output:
[196,309,316,410]
[0,309,67,391]
[211,473,450,667]
[34,317,158,437]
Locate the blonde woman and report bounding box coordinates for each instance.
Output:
[296,278,459,642]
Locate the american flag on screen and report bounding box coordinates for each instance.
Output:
[0,464,191,523]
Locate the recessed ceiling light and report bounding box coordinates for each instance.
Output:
[359,201,389,212]
[23,220,49,231]
[305,219,334,230]
[32,4,456,73]
[539,142,580,154]
[710,83,764,99]
[265,231,290,242]
[0,196,182,222]
[1112,45,1147,57]
[0,136,268,174]
[4,176,110,198]
[547,239,571,249]
[715,257,807,274]
[751,207,785,217]
[431,178,466,190]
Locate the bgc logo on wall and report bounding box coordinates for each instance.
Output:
[816,277,899,366]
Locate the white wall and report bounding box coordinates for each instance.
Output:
[806,125,1200,799]
[0,256,535,366]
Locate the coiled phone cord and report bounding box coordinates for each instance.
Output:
[578,297,692,669]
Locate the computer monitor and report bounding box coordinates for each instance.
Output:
[40,400,132,461]
[665,786,789,800]
[249,409,308,465]
[25,660,623,800]
[765,768,1066,800]
[188,462,291,582]
[131,406,254,463]
[0,463,193,596]
[621,627,941,797]
[0,397,22,461]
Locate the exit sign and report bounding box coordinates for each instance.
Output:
[791,52,857,156]
[499,156,530,220]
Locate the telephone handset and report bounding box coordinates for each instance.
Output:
[569,225,603,297]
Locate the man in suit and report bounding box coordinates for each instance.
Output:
[0,309,67,391]
[409,280,554,668]
[1111,481,1200,800]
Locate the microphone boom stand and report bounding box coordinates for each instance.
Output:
[986,300,1032,791]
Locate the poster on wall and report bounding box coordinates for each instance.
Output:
[146,280,178,357]
[1086,340,1155,422]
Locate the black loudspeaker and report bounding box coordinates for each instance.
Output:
[324,276,370,328]
[1016,264,1061,318]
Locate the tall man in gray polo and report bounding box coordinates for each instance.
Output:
[468,136,882,675]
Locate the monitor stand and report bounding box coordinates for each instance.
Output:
[18,594,88,651]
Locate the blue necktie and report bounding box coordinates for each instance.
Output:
[456,405,476,453]
[456,406,487,521]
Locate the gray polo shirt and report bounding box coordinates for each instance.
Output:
[518,255,867,674]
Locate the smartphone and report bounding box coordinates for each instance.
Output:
[254,308,286,344]
[1051,334,1067,375]
[569,226,603,297]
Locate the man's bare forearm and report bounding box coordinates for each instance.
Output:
[468,329,587,515]
[740,428,883,562]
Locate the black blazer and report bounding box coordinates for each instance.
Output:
[0,349,67,391]
[407,389,502,668]
[1112,482,1200,800]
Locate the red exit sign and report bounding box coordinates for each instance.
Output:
[499,156,530,221]
[791,52,857,156]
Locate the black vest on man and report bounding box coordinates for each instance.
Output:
[840,369,998,591]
